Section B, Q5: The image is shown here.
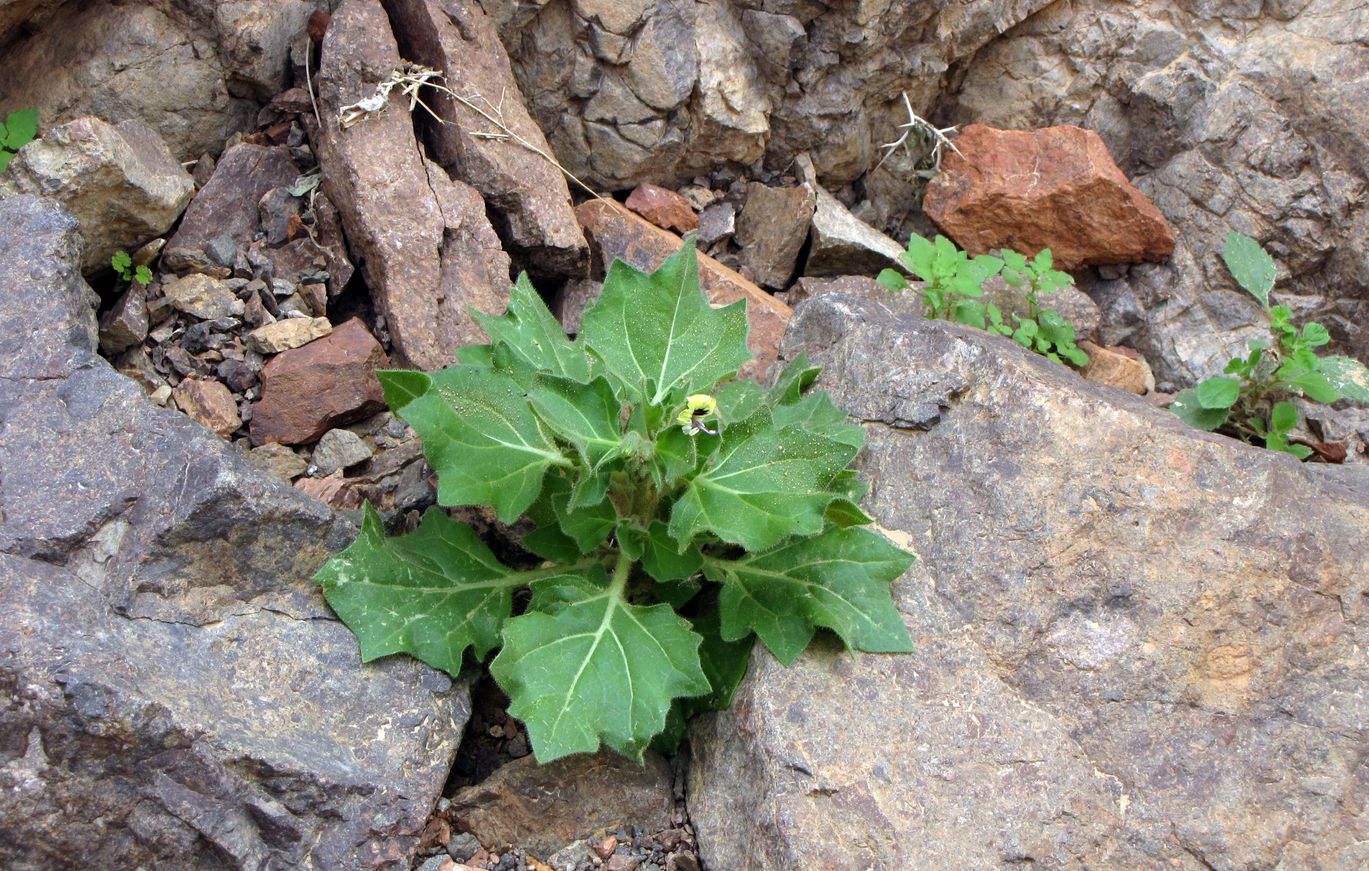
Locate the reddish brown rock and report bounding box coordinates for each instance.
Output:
[625,184,699,234]
[923,125,1175,270]
[575,199,792,383]
[383,0,587,276]
[315,0,512,372]
[171,377,241,437]
[250,318,388,445]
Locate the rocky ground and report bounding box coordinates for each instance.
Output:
[2,0,1368,869]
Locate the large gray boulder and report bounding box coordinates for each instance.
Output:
[689,294,1369,869]
[946,0,1369,383]
[0,195,468,870]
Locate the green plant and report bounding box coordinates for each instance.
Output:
[1171,231,1369,458]
[111,250,152,288]
[0,108,38,173]
[315,242,915,763]
[877,233,1088,365]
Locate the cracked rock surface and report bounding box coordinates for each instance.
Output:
[0,195,469,871]
[689,294,1369,870]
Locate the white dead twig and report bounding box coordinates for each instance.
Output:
[875,91,963,176]
[337,62,600,199]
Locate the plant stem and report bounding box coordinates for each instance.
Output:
[610,546,633,594]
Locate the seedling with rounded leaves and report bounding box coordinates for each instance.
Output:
[316,241,915,762]
[1171,231,1369,457]
[0,108,38,173]
[111,250,152,288]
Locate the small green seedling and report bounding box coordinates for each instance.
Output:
[0,108,38,173]
[878,233,1088,366]
[111,250,153,288]
[316,241,915,763]
[1171,231,1369,458]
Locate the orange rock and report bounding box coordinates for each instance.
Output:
[575,199,791,383]
[172,377,241,437]
[924,124,1175,270]
[1079,341,1154,394]
[625,183,700,234]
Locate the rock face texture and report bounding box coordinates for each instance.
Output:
[493,0,1055,189]
[383,0,588,277]
[315,0,514,372]
[0,116,194,274]
[946,0,1369,382]
[923,125,1175,270]
[0,1,315,160]
[0,195,468,870]
[689,294,1369,870]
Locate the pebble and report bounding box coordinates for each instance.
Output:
[162,274,245,320]
[312,428,372,476]
[245,316,332,353]
[248,443,309,481]
[171,377,241,437]
[447,831,482,862]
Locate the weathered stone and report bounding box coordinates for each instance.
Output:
[163,274,246,321]
[0,116,194,274]
[295,470,363,510]
[249,442,309,481]
[734,183,814,290]
[697,201,735,247]
[1079,341,1154,395]
[625,183,700,233]
[172,376,242,437]
[313,428,373,476]
[0,194,467,871]
[449,752,674,858]
[796,156,905,277]
[251,317,388,446]
[690,293,1369,870]
[246,317,332,354]
[978,275,1102,345]
[164,144,301,274]
[315,0,513,372]
[552,278,603,336]
[382,0,588,276]
[99,283,150,355]
[923,125,1176,271]
[575,199,791,383]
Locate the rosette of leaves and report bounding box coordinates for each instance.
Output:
[1171,231,1369,458]
[0,108,38,173]
[316,241,915,762]
[111,250,152,288]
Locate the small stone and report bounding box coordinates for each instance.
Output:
[171,377,241,437]
[734,183,815,290]
[447,832,482,863]
[1079,341,1155,394]
[244,292,276,328]
[205,234,239,269]
[416,855,452,871]
[665,855,699,871]
[624,184,699,234]
[593,837,618,860]
[294,470,360,509]
[99,283,149,354]
[191,152,217,188]
[796,155,905,276]
[697,202,735,247]
[249,443,309,481]
[301,283,328,316]
[246,317,332,353]
[605,855,639,871]
[217,358,259,393]
[132,238,165,266]
[149,384,172,406]
[552,279,603,335]
[678,186,717,210]
[259,187,302,246]
[162,274,245,320]
[312,428,373,476]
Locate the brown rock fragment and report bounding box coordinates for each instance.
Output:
[1079,341,1154,394]
[574,199,792,382]
[625,184,700,233]
[251,317,387,445]
[734,182,815,290]
[98,283,149,354]
[171,377,241,437]
[245,317,332,354]
[448,751,674,859]
[923,124,1175,270]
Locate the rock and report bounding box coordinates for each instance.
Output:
[923,125,1176,271]
[625,184,699,233]
[251,317,388,446]
[98,283,150,355]
[164,143,301,274]
[249,442,310,481]
[947,0,1369,364]
[978,275,1103,345]
[383,0,588,277]
[1079,341,1154,395]
[246,317,332,354]
[162,274,246,321]
[689,292,1369,870]
[313,428,373,476]
[575,199,791,383]
[795,156,905,277]
[172,377,242,437]
[315,0,514,372]
[295,470,362,510]
[552,279,603,335]
[0,116,194,274]
[696,202,735,247]
[0,194,467,871]
[449,751,674,858]
[734,183,814,290]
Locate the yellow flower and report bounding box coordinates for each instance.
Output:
[677,394,718,434]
